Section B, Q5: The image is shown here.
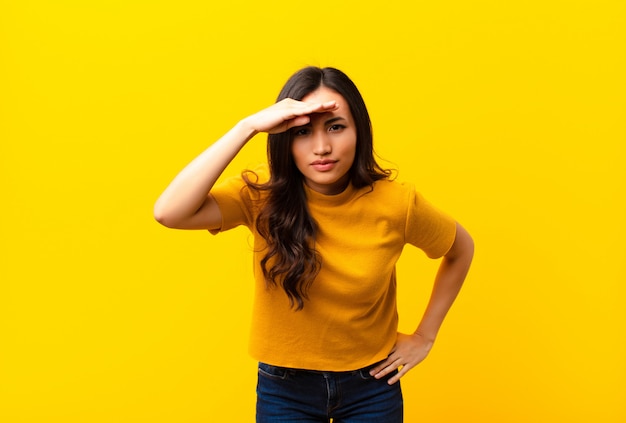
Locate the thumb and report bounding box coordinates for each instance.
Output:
[288,115,311,129]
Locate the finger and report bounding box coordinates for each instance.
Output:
[387,368,404,385]
[369,357,394,376]
[279,101,336,129]
[276,105,321,124]
[282,97,336,110]
[286,115,311,129]
[387,359,419,385]
[300,100,338,115]
[318,100,338,110]
[369,364,385,376]
[267,115,311,134]
[293,107,328,119]
[371,357,403,379]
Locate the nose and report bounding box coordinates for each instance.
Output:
[312,131,331,156]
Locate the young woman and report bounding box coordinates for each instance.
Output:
[154,66,474,422]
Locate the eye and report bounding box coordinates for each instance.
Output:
[329,124,345,132]
[292,127,311,137]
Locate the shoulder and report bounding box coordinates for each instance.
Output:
[366,179,444,219]
[216,163,270,191]
[212,162,270,203]
[367,178,417,201]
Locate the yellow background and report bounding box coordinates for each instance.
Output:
[1,0,624,421]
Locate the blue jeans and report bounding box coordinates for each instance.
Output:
[256,362,403,422]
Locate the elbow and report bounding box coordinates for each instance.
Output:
[153,208,170,228]
[153,202,178,228]
[465,232,475,259]
[154,196,220,231]
[460,228,474,262]
[460,232,474,270]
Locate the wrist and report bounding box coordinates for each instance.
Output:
[414,329,436,346]
[235,117,259,140]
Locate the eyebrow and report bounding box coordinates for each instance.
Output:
[324,116,347,125]
[297,116,348,129]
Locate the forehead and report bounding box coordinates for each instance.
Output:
[302,86,345,102]
[302,86,353,121]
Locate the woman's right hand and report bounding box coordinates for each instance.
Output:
[154,98,337,230]
[241,98,338,135]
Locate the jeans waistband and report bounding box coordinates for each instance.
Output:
[259,360,384,378]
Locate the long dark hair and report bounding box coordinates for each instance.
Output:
[244,66,390,310]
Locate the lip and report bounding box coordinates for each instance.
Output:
[310,159,338,172]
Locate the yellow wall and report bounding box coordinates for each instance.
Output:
[1,1,624,421]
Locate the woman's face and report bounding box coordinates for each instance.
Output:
[290,87,357,195]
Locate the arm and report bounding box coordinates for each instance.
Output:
[371,222,474,384]
[153,98,338,230]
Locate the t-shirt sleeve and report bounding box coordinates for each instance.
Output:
[405,189,457,258]
[208,173,256,235]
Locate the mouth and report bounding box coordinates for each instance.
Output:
[310,159,338,171]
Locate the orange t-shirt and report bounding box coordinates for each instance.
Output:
[210,168,456,371]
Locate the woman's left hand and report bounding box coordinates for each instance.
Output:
[369,332,434,385]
